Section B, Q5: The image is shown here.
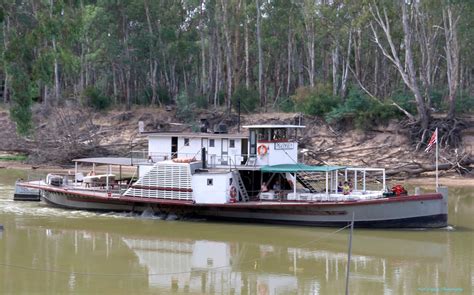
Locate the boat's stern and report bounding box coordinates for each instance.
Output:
[436,186,449,226]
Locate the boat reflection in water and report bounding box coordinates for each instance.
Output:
[120,233,448,294]
[11,218,457,295]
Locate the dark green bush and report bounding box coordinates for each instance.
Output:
[292,85,340,116]
[84,86,111,110]
[429,89,445,111]
[455,92,474,114]
[275,96,294,112]
[231,86,259,113]
[176,91,195,122]
[195,95,208,109]
[326,89,399,129]
[391,90,417,115]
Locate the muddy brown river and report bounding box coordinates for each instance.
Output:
[0,169,472,294]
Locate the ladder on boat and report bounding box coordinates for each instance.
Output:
[232,171,249,202]
[296,172,318,193]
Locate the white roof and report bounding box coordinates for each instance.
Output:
[145,132,247,139]
[73,157,135,166]
[242,125,306,129]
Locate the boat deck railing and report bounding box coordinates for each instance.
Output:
[22,174,129,197]
[131,150,258,169]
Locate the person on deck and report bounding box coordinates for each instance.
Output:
[87,170,96,177]
[272,180,281,191]
[342,181,351,195]
[261,182,269,192]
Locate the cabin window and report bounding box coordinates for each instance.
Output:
[209,139,215,147]
[184,138,190,146]
[207,178,213,186]
[229,139,235,148]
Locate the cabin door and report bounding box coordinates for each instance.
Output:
[221,138,229,165]
[241,138,248,164]
[171,137,178,158]
[249,130,257,156]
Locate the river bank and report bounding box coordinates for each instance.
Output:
[0,106,472,178]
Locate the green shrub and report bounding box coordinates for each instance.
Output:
[0,154,27,161]
[391,90,417,115]
[176,91,195,122]
[275,96,294,112]
[292,85,340,116]
[326,89,399,129]
[455,92,474,114]
[195,95,208,109]
[157,86,171,105]
[232,86,259,113]
[84,86,111,110]
[429,89,445,111]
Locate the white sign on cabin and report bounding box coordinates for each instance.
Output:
[274,142,294,150]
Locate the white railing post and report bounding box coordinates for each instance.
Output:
[363,170,366,192]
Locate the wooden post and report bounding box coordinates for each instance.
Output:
[345,212,355,295]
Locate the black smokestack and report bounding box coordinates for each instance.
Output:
[201,147,207,169]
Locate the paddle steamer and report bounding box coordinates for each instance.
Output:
[19,123,448,228]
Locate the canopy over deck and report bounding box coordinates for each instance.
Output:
[73,157,135,166]
[261,164,346,173]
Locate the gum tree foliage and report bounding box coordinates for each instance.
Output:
[0,0,472,138]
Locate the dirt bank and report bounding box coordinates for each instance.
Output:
[0,106,472,180]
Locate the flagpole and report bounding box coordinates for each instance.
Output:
[435,128,439,190]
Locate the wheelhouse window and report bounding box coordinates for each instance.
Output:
[229,139,235,148]
[256,128,288,141]
[209,139,215,147]
[271,129,287,140]
[184,138,190,146]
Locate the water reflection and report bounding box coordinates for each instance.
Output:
[0,171,472,294]
[5,219,470,295]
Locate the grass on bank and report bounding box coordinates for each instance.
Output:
[0,155,28,161]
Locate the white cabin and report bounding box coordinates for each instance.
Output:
[142,124,304,168]
[243,124,305,166]
[146,132,248,166]
[130,124,363,204]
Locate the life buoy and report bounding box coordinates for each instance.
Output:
[230,186,237,198]
[257,145,268,156]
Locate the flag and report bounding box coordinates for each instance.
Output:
[424,128,437,152]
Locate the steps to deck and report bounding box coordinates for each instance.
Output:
[232,171,249,202]
[296,172,318,193]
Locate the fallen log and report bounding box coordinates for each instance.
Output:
[386,157,473,176]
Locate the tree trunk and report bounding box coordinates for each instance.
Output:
[286,18,292,95]
[214,29,222,108]
[340,29,352,98]
[2,16,9,103]
[256,0,264,106]
[50,0,60,105]
[244,8,250,89]
[332,45,339,96]
[443,5,460,119]
[199,2,207,95]
[144,0,159,106]
[370,2,429,129]
[401,1,429,129]
[220,0,233,113]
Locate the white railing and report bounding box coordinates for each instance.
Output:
[130,150,253,168]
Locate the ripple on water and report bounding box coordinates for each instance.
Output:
[0,200,135,220]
